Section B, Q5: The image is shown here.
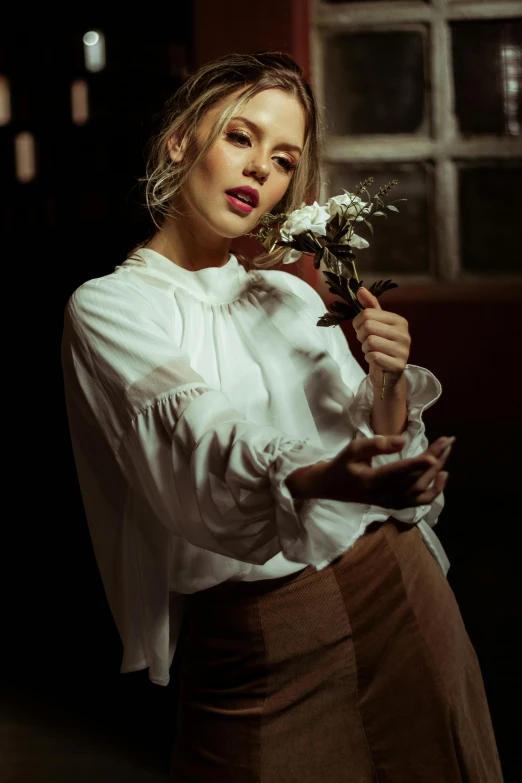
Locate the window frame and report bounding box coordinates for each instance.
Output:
[311,0,522,297]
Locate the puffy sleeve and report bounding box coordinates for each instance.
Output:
[324,322,445,528]
[62,277,334,567]
[256,270,445,530]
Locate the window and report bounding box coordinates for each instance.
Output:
[311,0,522,288]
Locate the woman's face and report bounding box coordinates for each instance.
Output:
[171,88,306,242]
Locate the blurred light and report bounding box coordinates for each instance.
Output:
[15,132,36,183]
[0,76,11,125]
[83,31,100,47]
[83,30,106,73]
[500,42,521,136]
[71,79,89,124]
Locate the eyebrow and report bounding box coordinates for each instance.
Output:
[229,116,303,155]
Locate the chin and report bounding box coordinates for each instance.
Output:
[217,214,257,239]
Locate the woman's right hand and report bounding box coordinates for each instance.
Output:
[286,435,454,510]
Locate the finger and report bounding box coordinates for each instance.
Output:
[411,460,444,493]
[345,434,406,464]
[425,436,456,459]
[389,451,440,473]
[414,471,448,505]
[355,319,410,344]
[409,441,454,495]
[361,335,408,358]
[421,439,456,472]
[356,286,382,311]
[353,308,407,331]
[369,452,438,484]
[364,351,407,374]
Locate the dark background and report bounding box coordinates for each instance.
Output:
[2,3,521,781]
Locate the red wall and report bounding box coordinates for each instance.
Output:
[192,0,315,287]
[192,0,310,79]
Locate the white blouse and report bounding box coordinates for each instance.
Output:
[61,248,449,686]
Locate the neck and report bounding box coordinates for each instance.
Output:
[146,214,232,271]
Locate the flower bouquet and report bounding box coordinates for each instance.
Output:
[253,177,405,327]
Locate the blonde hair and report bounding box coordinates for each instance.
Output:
[141,52,322,269]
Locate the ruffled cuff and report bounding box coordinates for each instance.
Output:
[268,441,368,569]
[349,364,443,525]
[350,364,441,457]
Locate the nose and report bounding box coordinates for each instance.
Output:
[244,154,270,184]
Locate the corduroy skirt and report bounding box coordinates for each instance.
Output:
[169,520,503,782]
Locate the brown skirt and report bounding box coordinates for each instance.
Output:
[169,520,503,782]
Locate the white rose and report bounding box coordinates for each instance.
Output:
[327,193,371,222]
[282,248,303,265]
[280,201,330,241]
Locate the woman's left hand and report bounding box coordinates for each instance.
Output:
[352,287,411,392]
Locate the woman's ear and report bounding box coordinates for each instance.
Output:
[167,134,185,163]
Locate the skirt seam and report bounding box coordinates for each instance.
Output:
[329,567,381,783]
[257,594,270,783]
[381,527,455,702]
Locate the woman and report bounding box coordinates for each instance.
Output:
[61,52,503,781]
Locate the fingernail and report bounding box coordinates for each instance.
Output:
[440,443,453,461]
[439,435,456,449]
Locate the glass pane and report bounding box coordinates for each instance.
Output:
[325,162,432,273]
[459,162,521,274]
[324,30,427,135]
[452,20,522,136]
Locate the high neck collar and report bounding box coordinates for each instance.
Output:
[123,247,252,304]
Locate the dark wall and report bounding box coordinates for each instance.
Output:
[3,12,194,774]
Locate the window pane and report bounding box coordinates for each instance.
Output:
[452,19,522,136]
[459,162,521,274]
[325,162,432,273]
[324,30,427,135]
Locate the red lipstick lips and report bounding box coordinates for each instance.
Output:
[225,186,259,212]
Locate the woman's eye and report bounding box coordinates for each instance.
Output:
[227,130,296,173]
[227,130,250,145]
[275,156,296,173]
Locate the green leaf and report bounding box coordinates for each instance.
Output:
[386,204,399,212]
[313,246,326,269]
[328,244,355,258]
[363,219,373,234]
[368,279,400,298]
[317,312,345,327]
[341,277,365,312]
[330,300,351,314]
[372,210,387,217]
[283,233,317,253]
[316,298,359,326]
[321,246,339,274]
[327,212,342,232]
[322,270,340,286]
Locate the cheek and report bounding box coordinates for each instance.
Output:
[196,144,239,188]
[272,178,291,204]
